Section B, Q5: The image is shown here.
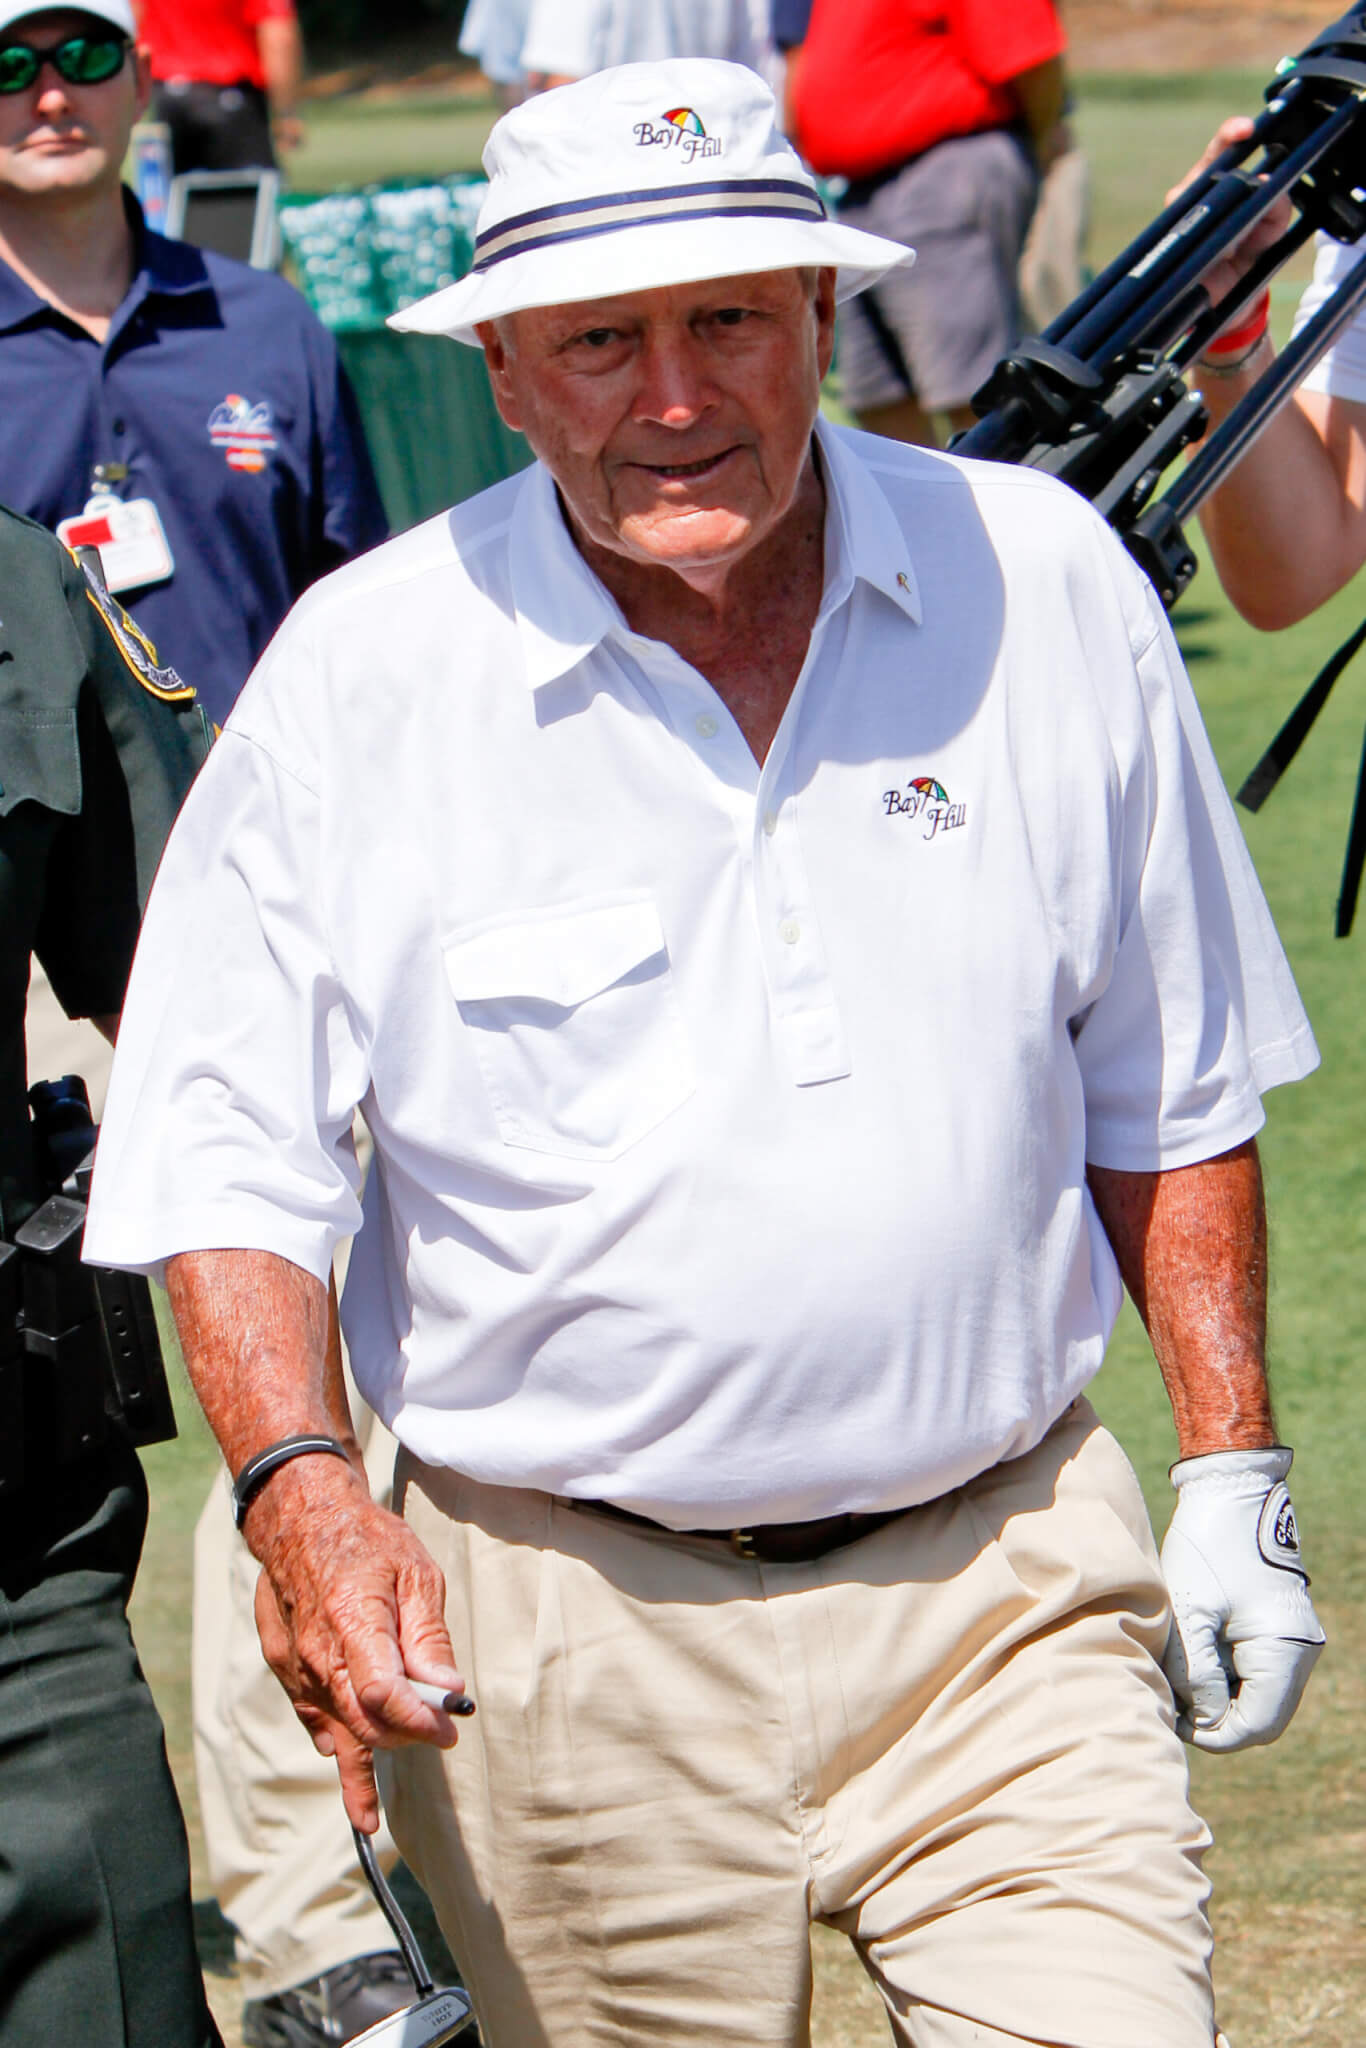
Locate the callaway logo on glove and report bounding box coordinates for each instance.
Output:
[1160,1445,1325,1751]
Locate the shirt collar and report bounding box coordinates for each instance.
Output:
[812,415,923,626]
[123,191,218,303]
[509,459,623,691]
[508,412,923,693]
[0,189,216,337]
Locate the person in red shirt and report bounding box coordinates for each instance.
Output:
[789,0,1068,445]
[137,0,303,174]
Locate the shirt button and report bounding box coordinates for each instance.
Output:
[763,810,778,837]
[694,712,718,739]
[779,918,801,945]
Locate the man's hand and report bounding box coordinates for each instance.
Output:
[165,1247,471,1830]
[1088,1144,1323,1749]
[1161,1446,1324,1750]
[245,1454,469,1830]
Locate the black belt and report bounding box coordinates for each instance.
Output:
[565,1497,905,1564]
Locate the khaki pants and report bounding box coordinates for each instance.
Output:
[384,1400,1220,2048]
[192,1392,400,1999]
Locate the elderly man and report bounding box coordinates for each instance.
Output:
[86,60,1324,2048]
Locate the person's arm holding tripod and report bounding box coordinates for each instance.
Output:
[1183,117,1366,627]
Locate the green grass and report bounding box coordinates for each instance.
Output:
[288,88,499,191]
[128,64,1366,2048]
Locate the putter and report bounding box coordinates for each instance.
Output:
[348,1823,476,2044]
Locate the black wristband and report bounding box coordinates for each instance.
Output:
[231,1433,354,1531]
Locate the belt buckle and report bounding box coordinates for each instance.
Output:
[729,1527,760,1559]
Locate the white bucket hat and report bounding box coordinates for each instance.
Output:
[390,58,914,347]
[0,0,136,34]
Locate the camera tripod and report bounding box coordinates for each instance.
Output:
[956,5,1366,929]
[957,5,1366,607]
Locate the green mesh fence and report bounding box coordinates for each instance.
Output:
[279,176,532,533]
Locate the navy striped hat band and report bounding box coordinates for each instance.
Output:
[472,177,828,274]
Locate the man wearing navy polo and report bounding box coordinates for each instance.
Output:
[0,3,400,2042]
[0,0,385,730]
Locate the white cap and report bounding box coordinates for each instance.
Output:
[0,0,136,36]
[390,58,913,347]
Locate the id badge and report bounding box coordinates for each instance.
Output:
[57,494,175,593]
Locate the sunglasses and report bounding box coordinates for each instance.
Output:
[0,33,130,94]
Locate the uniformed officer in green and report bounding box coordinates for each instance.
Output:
[0,504,219,2046]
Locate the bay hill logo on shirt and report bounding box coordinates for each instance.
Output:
[882,775,968,840]
[207,393,279,474]
[634,107,723,162]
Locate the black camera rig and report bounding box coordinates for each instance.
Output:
[956,4,1366,606]
[0,1075,175,1503]
[955,5,1366,929]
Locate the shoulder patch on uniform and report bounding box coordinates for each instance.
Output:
[74,547,198,703]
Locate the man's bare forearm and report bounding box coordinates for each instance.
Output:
[165,1246,463,1825]
[165,1249,363,1516]
[1087,1139,1276,1457]
[257,16,304,143]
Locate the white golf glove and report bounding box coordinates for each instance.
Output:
[1160,1445,1324,1752]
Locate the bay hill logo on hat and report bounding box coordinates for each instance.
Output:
[388,57,913,347]
[634,106,723,164]
[207,394,278,475]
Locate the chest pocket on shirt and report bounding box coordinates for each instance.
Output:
[0,707,80,818]
[443,895,695,1161]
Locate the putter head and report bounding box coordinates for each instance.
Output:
[349,1985,475,2045]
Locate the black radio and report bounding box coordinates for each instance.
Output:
[0,1075,176,1503]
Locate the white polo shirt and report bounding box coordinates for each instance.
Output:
[1293,233,1366,403]
[519,0,761,81]
[84,422,1317,1527]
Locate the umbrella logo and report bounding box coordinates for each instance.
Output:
[634,107,723,161]
[882,773,967,839]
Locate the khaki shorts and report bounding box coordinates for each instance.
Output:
[384,1399,1218,2047]
[836,127,1038,415]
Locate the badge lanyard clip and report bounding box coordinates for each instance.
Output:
[57,465,175,596]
